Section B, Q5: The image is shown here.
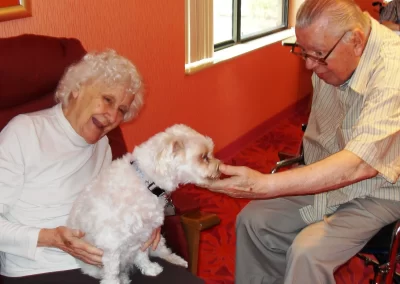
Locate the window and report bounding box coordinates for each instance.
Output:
[185,0,290,74]
[214,0,289,50]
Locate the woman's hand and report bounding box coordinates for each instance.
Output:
[141,227,161,251]
[38,226,103,266]
[201,164,269,198]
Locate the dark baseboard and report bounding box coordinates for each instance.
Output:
[215,95,311,162]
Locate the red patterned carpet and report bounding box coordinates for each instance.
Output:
[180,105,377,283]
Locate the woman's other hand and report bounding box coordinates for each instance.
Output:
[141,227,161,251]
[38,226,103,266]
[200,164,269,198]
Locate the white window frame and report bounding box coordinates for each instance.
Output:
[185,0,297,74]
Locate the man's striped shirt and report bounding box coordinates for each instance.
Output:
[299,16,400,224]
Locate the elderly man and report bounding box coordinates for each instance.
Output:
[203,0,400,283]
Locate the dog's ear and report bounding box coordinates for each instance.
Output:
[172,139,184,155]
[154,137,184,178]
[155,136,184,163]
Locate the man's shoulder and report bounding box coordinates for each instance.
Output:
[374,29,400,87]
[360,21,400,89]
[372,19,400,55]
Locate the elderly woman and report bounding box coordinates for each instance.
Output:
[0,50,203,283]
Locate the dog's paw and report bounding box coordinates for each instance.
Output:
[141,262,163,276]
[100,278,120,284]
[164,253,188,267]
[119,274,131,284]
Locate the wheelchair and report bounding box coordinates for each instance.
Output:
[270,124,400,284]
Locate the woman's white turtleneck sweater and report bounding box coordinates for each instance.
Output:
[0,104,111,277]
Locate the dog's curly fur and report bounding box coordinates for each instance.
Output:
[67,124,220,284]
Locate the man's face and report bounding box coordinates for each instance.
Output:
[295,18,361,86]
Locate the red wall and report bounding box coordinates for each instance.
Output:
[0,0,312,152]
[356,0,381,20]
[0,0,19,9]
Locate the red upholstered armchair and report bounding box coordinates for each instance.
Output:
[0,34,219,275]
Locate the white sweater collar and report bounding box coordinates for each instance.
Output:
[54,104,91,147]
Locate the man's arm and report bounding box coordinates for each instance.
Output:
[205,149,378,199]
[263,149,378,198]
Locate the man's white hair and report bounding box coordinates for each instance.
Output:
[55,49,144,121]
[296,0,370,39]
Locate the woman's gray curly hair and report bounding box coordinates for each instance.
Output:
[55,49,144,121]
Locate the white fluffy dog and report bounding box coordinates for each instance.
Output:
[67,124,220,284]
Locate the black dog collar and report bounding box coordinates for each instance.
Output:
[130,160,176,216]
[130,160,166,197]
[146,182,167,198]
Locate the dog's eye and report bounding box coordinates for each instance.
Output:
[201,154,209,163]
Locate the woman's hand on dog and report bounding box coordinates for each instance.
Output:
[141,227,162,251]
[200,164,270,199]
[38,226,103,266]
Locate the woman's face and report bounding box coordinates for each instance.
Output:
[63,83,134,144]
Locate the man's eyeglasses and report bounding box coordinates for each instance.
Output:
[288,31,348,66]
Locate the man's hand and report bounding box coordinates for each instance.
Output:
[38,226,103,266]
[141,227,161,251]
[200,164,268,198]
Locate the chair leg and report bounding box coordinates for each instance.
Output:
[181,221,200,275]
[180,210,220,275]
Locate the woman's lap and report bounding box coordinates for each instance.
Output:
[0,258,204,284]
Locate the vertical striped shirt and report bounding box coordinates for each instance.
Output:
[299,16,400,224]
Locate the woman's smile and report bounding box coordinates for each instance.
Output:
[92,117,105,129]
